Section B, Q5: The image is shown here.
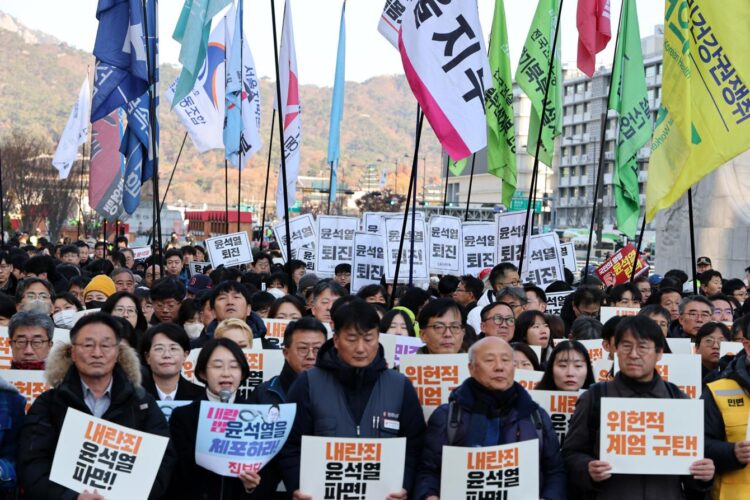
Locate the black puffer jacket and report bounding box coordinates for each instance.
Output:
[18,343,176,499]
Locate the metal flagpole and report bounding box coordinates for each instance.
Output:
[629,215,647,282]
[464,153,477,221]
[237,0,244,233]
[517,0,564,278]
[0,147,4,245]
[441,154,449,214]
[259,110,276,250]
[688,188,698,295]
[270,0,292,264]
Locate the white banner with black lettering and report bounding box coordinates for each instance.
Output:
[496,212,526,267]
[205,232,252,268]
[273,214,317,270]
[522,233,564,288]
[461,222,496,276]
[428,215,461,275]
[316,216,357,277]
[384,216,428,281]
[351,232,386,294]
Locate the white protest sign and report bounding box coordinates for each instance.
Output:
[237,349,286,399]
[720,341,744,358]
[614,354,702,399]
[577,339,608,363]
[300,436,406,500]
[400,353,469,420]
[196,402,295,476]
[50,408,169,500]
[514,369,544,392]
[384,216,428,281]
[363,211,424,234]
[156,400,191,422]
[666,338,693,355]
[461,222,497,276]
[316,216,357,277]
[529,390,579,446]
[205,232,252,268]
[599,306,640,325]
[273,214,317,270]
[522,233,565,288]
[495,211,526,267]
[0,328,13,369]
[600,398,703,475]
[378,334,424,368]
[130,246,152,261]
[182,348,201,383]
[592,359,614,382]
[263,318,294,349]
[54,328,71,344]
[440,440,539,499]
[560,242,577,272]
[188,261,211,277]
[0,369,49,412]
[428,215,462,275]
[545,291,572,316]
[351,231,386,294]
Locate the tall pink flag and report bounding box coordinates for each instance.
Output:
[577,0,611,77]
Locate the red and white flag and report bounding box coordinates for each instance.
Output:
[276,0,301,219]
[399,1,491,161]
[577,0,611,77]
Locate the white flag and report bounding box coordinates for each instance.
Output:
[52,77,91,179]
[276,0,301,219]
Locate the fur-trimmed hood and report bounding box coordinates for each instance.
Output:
[44,342,143,388]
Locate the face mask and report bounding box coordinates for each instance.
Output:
[53,309,77,329]
[184,323,204,339]
[85,300,106,310]
[21,299,52,315]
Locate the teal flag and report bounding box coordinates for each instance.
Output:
[485,0,516,207]
[608,0,651,238]
[172,0,231,105]
[327,1,346,202]
[515,0,562,167]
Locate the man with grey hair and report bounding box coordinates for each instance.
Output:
[496,287,528,318]
[8,311,54,370]
[111,267,136,294]
[15,278,55,316]
[415,337,566,499]
[673,295,714,339]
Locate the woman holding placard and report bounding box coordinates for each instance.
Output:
[536,340,595,392]
[169,338,260,498]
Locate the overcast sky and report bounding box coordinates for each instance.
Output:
[1,0,664,86]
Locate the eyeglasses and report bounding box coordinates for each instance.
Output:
[23,292,50,301]
[113,306,137,316]
[497,280,522,288]
[151,345,183,356]
[618,342,655,355]
[426,322,464,335]
[486,315,515,326]
[153,301,179,312]
[73,342,118,353]
[12,339,50,349]
[683,311,712,320]
[713,308,734,317]
[701,337,724,347]
[294,345,321,357]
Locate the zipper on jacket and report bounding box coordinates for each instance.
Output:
[356,425,360,436]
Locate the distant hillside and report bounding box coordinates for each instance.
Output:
[0,12,443,210]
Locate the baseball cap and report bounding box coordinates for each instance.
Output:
[697,256,712,266]
[187,274,212,294]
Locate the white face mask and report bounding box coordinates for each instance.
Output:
[53,309,77,329]
[22,299,52,316]
[184,323,204,339]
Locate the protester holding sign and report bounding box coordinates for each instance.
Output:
[562,316,714,499]
[415,337,566,499]
[169,337,260,497]
[140,323,204,402]
[279,299,426,498]
[18,313,176,498]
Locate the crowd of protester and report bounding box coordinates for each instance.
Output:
[0,235,747,499]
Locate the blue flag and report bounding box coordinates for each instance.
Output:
[326,1,346,202]
[223,0,243,168]
[92,0,152,122]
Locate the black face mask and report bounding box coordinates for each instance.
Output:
[85,300,106,310]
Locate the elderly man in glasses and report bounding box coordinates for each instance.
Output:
[8,311,54,370]
[18,312,176,499]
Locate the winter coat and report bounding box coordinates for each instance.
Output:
[0,377,25,494]
[18,342,176,499]
[414,378,567,500]
[562,372,711,500]
[168,393,256,500]
[141,373,205,402]
[278,338,426,495]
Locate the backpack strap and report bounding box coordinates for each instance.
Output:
[587,381,608,456]
[446,400,462,446]
[531,409,544,443]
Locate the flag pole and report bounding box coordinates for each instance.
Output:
[326,161,334,214]
[157,132,188,221]
[583,0,625,282]
[259,110,276,250]
[237,0,244,233]
[628,215,647,282]
[102,220,108,259]
[517,0,564,278]
[441,155,449,214]
[77,142,87,240]
[390,108,423,305]
[270,0,292,264]
[0,147,4,245]
[409,140,418,285]
[688,188,698,294]
[464,153,477,221]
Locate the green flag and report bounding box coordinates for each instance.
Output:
[449,158,467,177]
[485,0,516,207]
[515,0,562,167]
[172,0,231,105]
[608,0,652,238]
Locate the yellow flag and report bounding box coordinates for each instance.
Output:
[646,0,750,222]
